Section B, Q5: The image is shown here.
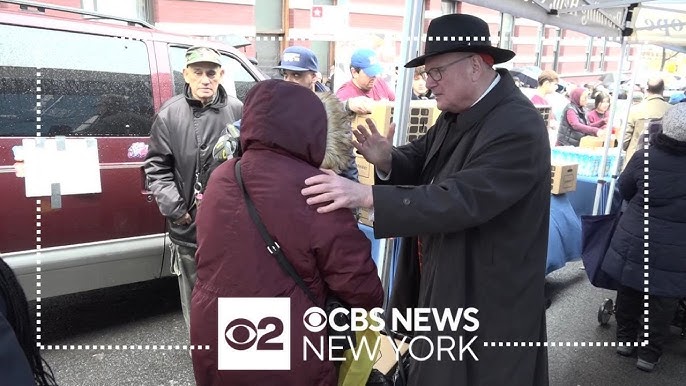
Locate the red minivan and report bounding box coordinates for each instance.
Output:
[0,1,267,300]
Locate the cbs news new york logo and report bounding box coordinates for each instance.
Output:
[218,297,480,371]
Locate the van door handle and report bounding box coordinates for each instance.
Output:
[141,166,153,196]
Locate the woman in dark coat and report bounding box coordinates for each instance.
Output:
[190,79,384,386]
[602,102,684,372]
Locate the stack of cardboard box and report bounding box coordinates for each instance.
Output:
[550,162,578,195]
[353,100,441,226]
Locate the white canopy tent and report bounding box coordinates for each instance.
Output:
[462,0,686,50]
[379,0,686,295]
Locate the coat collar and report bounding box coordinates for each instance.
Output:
[457,68,516,128]
[652,133,686,156]
[423,69,518,169]
[184,84,229,110]
[645,94,665,102]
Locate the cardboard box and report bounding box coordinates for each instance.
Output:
[353,101,441,226]
[354,100,441,186]
[579,135,618,149]
[353,102,395,186]
[373,333,410,376]
[357,207,374,227]
[551,163,578,195]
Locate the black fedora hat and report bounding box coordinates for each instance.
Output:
[405,14,515,68]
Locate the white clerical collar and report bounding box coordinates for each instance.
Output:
[471,73,501,107]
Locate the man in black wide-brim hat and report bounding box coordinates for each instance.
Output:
[302,14,550,386]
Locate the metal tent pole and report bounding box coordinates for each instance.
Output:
[593,35,628,216]
[379,0,425,304]
[604,43,643,215]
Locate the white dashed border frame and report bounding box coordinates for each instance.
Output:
[36,68,42,348]
[35,31,649,351]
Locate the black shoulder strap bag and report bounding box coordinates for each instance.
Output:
[234,161,355,353]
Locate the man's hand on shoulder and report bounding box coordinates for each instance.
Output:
[302,169,373,213]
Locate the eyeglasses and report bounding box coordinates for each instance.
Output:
[422,55,475,82]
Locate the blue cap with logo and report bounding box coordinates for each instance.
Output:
[274,46,319,72]
[351,48,383,78]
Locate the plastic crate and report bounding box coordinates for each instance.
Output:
[536,105,552,123]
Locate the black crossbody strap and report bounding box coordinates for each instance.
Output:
[234,161,319,307]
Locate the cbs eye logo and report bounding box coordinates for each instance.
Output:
[224,317,284,350]
[302,307,328,332]
[217,298,290,371]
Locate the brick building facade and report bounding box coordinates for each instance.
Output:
[3,0,638,87]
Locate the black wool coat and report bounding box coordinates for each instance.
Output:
[602,133,686,297]
[372,69,551,386]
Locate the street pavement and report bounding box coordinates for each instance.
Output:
[40,261,686,386]
[40,278,196,386]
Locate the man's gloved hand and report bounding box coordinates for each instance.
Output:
[212,124,241,162]
[173,213,192,226]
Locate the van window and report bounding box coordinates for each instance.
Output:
[169,46,257,102]
[0,24,154,137]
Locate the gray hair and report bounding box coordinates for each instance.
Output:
[662,103,686,142]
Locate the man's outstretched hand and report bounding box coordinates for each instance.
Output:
[302,169,373,213]
[353,118,395,174]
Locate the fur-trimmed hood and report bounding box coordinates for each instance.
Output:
[315,92,355,174]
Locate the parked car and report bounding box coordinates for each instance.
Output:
[0,0,266,300]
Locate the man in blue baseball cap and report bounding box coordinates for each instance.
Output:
[336,48,395,102]
[274,46,330,92]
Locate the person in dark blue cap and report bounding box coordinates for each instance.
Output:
[335,48,395,102]
[274,46,330,92]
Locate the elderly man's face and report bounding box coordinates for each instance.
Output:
[183,62,224,104]
[424,52,477,113]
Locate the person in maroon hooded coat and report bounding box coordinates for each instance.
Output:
[190,79,384,386]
